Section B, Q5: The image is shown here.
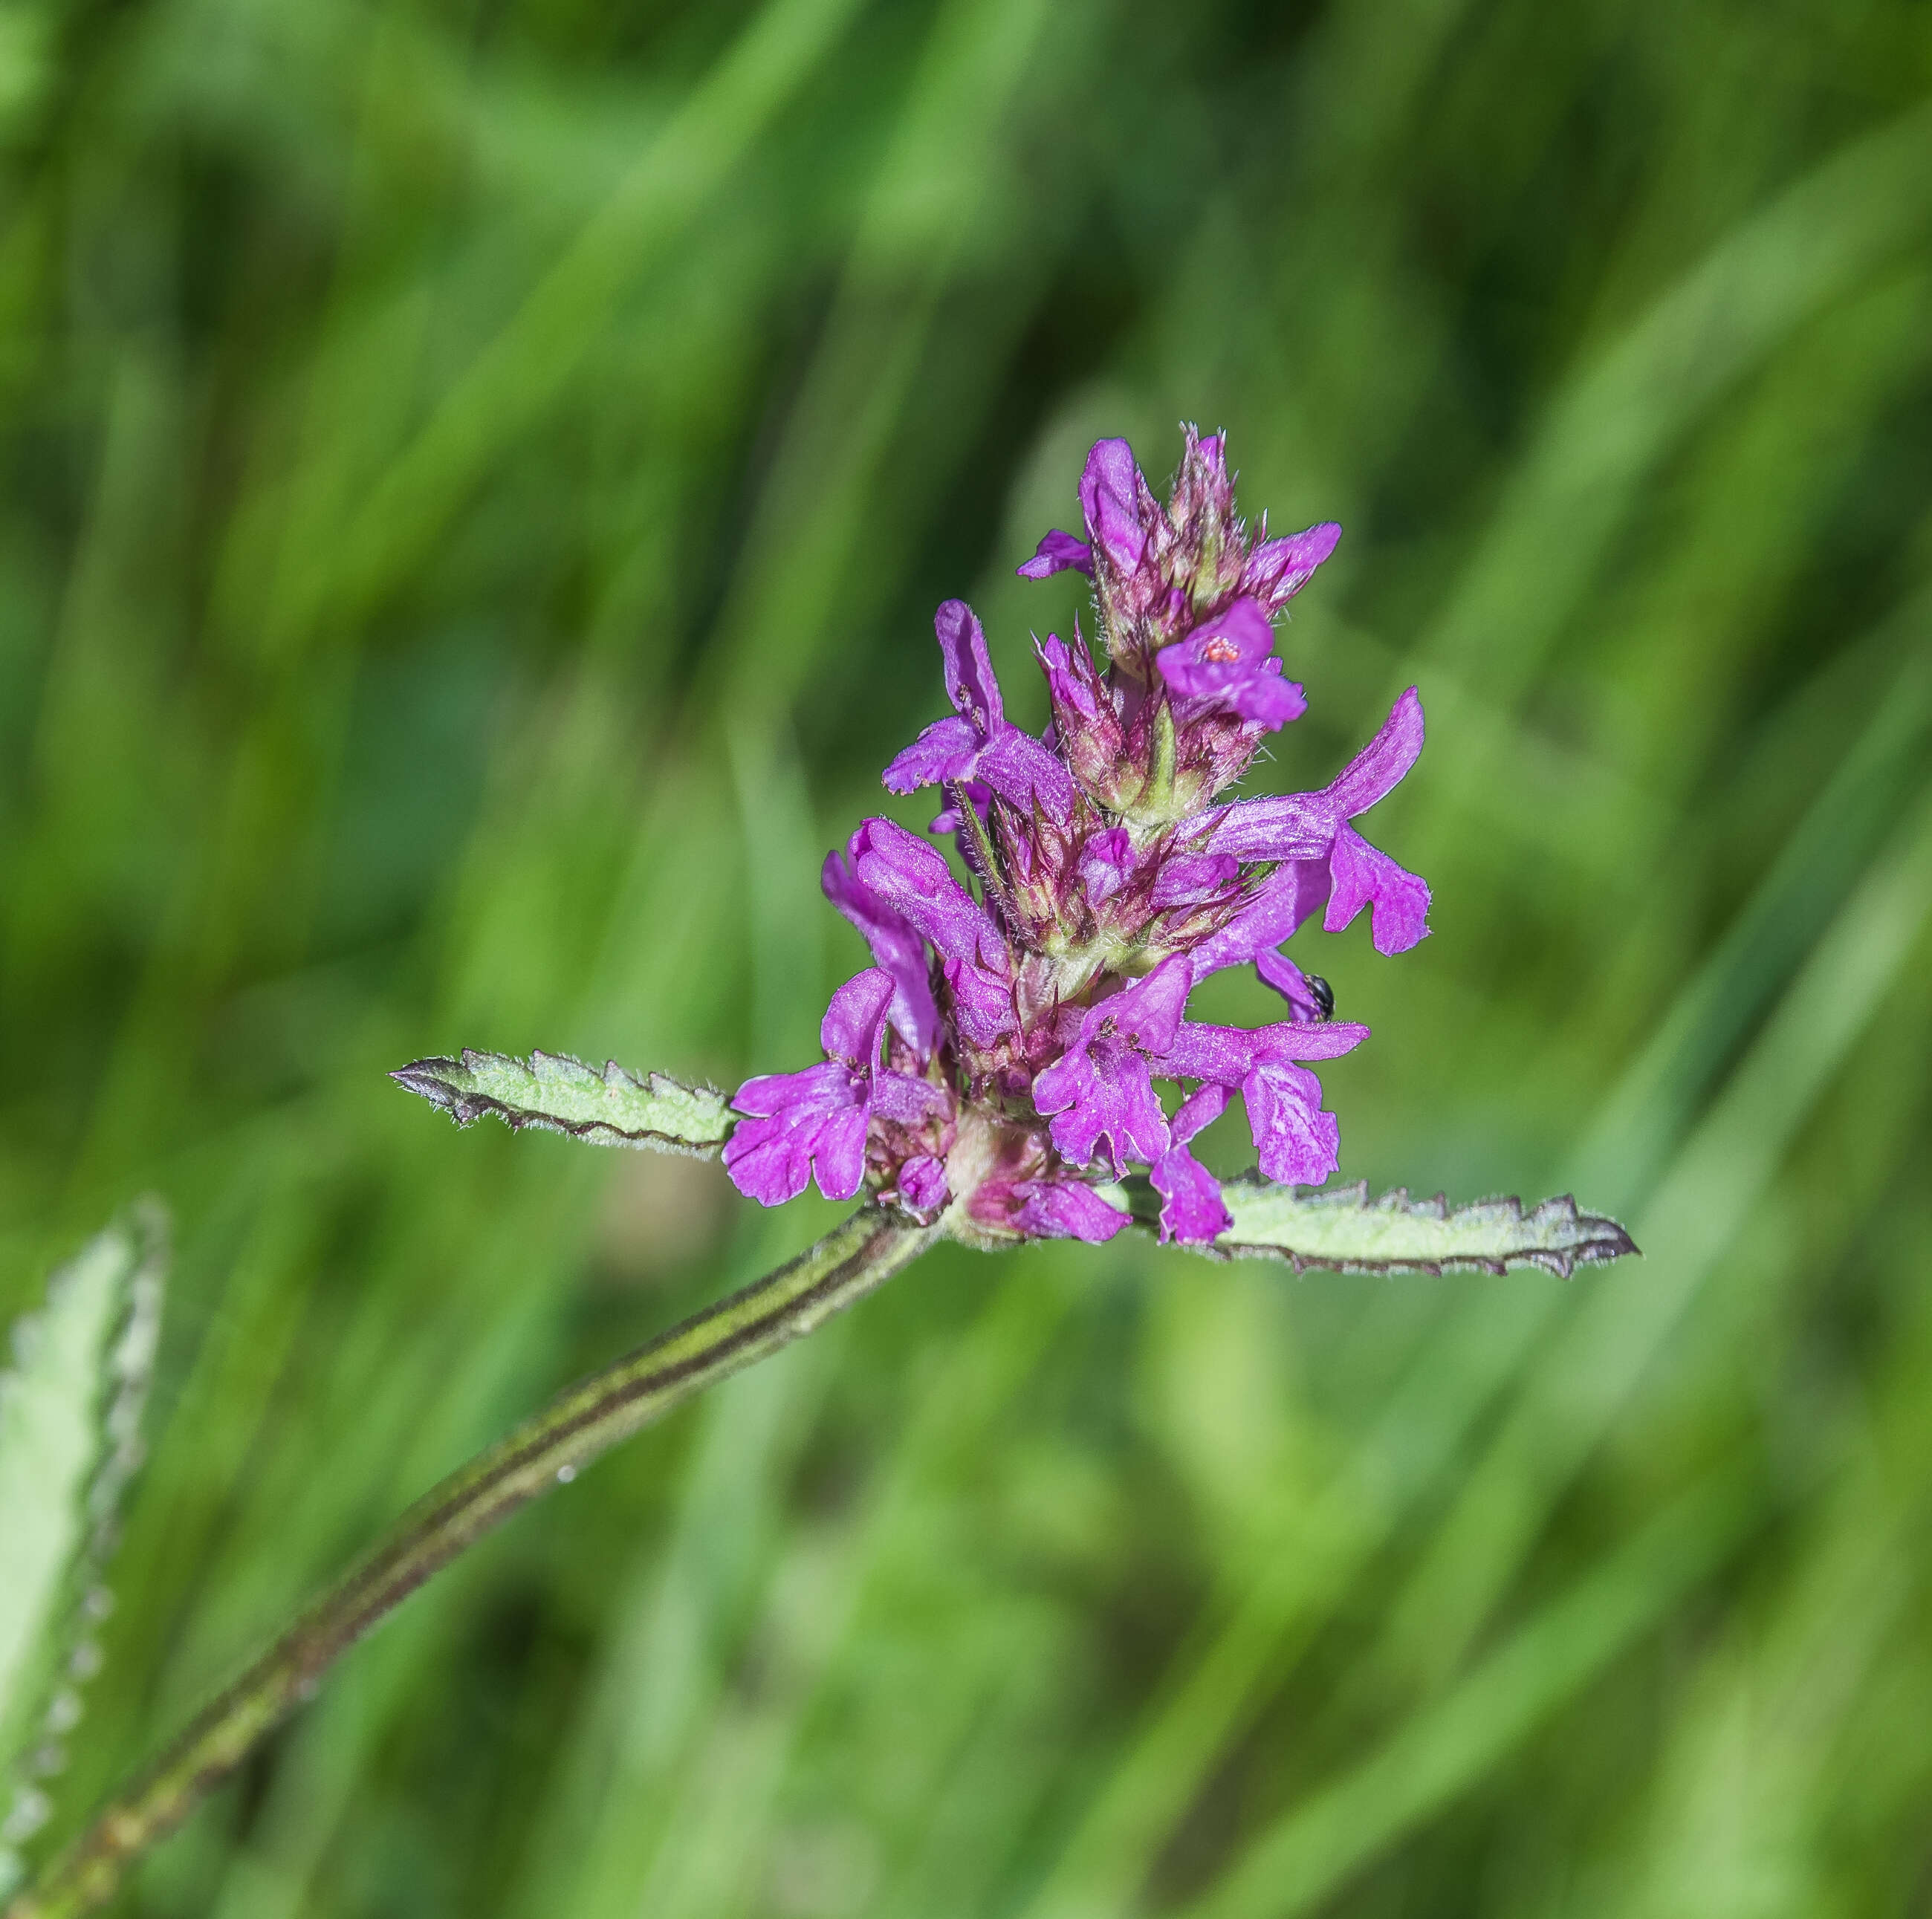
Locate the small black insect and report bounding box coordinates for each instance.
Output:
[1304,973,1335,1021]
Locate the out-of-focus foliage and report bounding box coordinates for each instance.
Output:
[1,0,1928,1911]
[0,1209,165,1897]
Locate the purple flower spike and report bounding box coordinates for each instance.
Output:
[1034,956,1193,1176]
[719,430,1427,1234]
[1018,528,1094,579]
[1155,597,1308,730]
[1151,1083,1234,1244]
[1244,522,1341,612]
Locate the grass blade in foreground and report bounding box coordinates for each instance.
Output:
[0,1208,167,1900]
[4,1207,936,1919]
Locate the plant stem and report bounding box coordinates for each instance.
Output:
[7,1205,939,1919]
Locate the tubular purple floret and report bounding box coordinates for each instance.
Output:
[727,428,1429,1244]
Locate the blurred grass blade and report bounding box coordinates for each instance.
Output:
[1380,772,1932,1686]
[391,1051,733,1154]
[1176,1470,1756,1919]
[1199,1179,1636,1276]
[1019,652,1932,1919]
[0,1208,167,1893]
[1422,97,1932,703]
[292,0,875,649]
[1568,597,1932,1207]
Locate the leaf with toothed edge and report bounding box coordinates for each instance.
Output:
[0,1204,168,1895]
[391,1050,735,1155]
[1127,1176,1638,1276]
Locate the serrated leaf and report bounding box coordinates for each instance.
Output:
[0,1205,167,1891]
[392,1049,735,1155]
[1193,1177,1638,1276]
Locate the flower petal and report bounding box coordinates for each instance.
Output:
[850,817,1007,972]
[1155,600,1307,731]
[1011,1178,1130,1242]
[1241,1059,1341,1187]
[1017,529,1095,579]
[1245,521,1341,607]
[820,967,895,1066]
[1184,858,1333,980]
[1322,686,1425,819]
[1150,851,1240,912]
[821,847,941,1059]
[1323,824,1432,954]
[1078,828,1135,905]
[977,727,1077,824]
[724,1061,868,1206]
[1152,1145,1231,1244]
[882,714,978,794]
[1079,438,1150,574]
[1111,954,1193,1056]
[898,1154,949,1210]
[1200,793,1331,863]
[1255,949,1329,1022]
[1151,1082,1234,1244]
[934,598,1003,736]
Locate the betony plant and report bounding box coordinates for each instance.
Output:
[5,430,1634,1919]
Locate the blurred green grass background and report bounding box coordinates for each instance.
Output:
[4,0,1932,1912]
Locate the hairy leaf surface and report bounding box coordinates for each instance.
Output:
[1205,1178,1637,1276]
[392,1050,734,1155]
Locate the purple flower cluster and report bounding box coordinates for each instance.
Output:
[722,429,1430,1247]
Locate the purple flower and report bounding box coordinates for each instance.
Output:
[885,600,1074,824]
[1160,1016,1371,1188]
[1033,956,1193,1177]
[1196,688,1431,961]
[821,845,940,1059]
[1150,1083,1233,1243]
[1155,596,1308,730]
[1017,528,1094,580]
[1008,1177,1130,1241]
[725,970,945,1205]
[1243,521,1342,614]
[1080,437,1153,577]
[847,817,1017,1047]
[898,1154,950,1212]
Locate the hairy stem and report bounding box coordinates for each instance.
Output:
[7,1207,939,1919]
